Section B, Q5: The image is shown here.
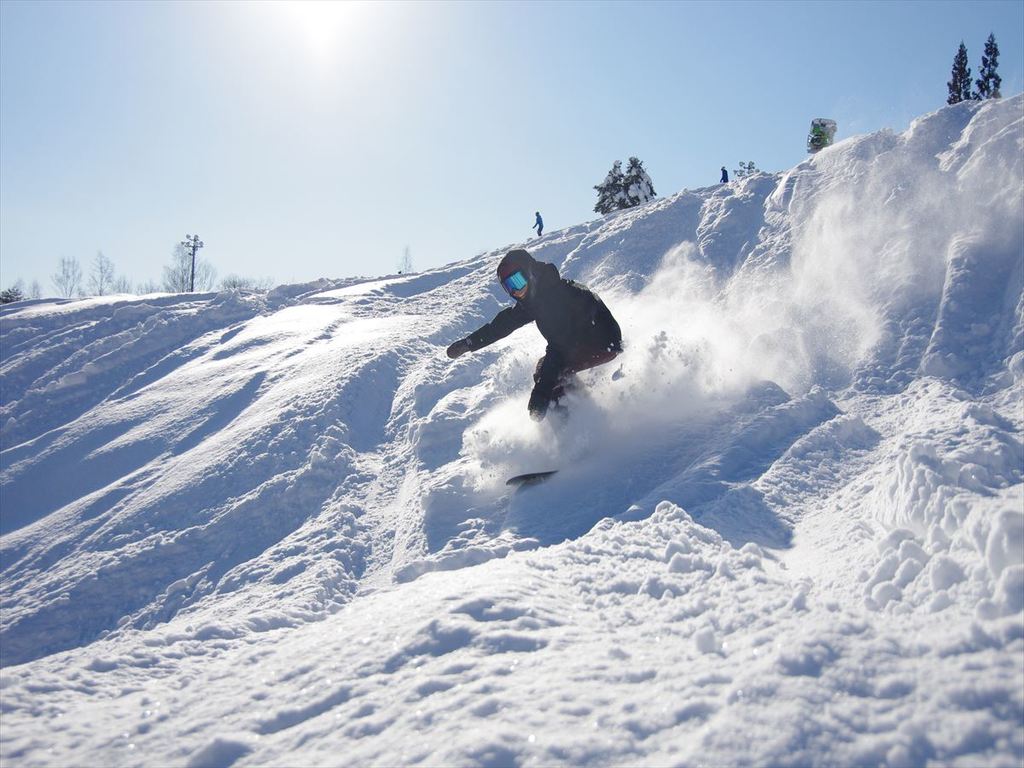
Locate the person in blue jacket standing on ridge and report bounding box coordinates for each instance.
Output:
[720,166,729,184]
[533,211,544,238]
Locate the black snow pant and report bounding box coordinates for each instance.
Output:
[528,344,619,420]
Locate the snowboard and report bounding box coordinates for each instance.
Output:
[506,470,558,487]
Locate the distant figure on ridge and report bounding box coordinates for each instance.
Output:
[532,211,544,238]
[446,249,621,422]
[720,166,729,184]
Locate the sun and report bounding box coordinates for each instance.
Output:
[272,0,365,61]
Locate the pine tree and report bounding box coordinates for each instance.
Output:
[1,283,25,304]
[622,157,656,207]
[974,33,1002,99]
[593,161,626,215]
[947,42,972,105]
[733,161,761,179]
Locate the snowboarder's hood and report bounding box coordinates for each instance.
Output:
[497,249,560,302]
[497,249,537,280]
[497,249,560,280]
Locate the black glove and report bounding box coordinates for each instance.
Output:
[446,338,472,359]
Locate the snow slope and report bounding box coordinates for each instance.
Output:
[1,96,1022,767]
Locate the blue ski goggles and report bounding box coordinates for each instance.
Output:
[501,270,528,295]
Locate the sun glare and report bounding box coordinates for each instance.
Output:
[273,0,364,61]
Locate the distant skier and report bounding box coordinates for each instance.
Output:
[446,249,622,421]
[532,211,544,238]
[720,166,729,184]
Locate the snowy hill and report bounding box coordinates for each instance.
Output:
[1,96,1022,767]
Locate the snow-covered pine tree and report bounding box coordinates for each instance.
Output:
[974,33,1001,99]
[622,157,656,208]
[1,283,25,304]
[593,161,626,214]
[734,161,760,179]
[947,42,972,104]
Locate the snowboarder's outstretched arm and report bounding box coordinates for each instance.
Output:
[446,304,531,359]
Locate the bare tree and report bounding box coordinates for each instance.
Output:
[162,242,216,293]
[137,279,161,294]
[88,251,116,295]
[398,246,414,274]
[220,274,273,291]
[111,275,133,294]
[52,256,83,298]
[29,280,42,299]
[162,243,191,292]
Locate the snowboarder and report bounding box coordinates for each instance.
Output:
[446,249,622,421]
[532,211,544,238]
[720,166,729,184]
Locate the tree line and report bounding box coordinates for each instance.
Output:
[1,241,273,304]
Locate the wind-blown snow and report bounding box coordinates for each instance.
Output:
[1,96,1022,767]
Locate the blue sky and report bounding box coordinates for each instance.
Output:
[2,0,1022,293]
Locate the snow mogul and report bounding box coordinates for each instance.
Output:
[446,249,622,422]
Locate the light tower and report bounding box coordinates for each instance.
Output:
[181,234,204,292]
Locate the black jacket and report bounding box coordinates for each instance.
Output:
[468,261,621,356]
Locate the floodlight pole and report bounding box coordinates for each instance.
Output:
[181,234,205,292]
